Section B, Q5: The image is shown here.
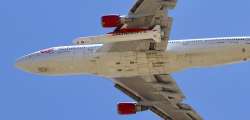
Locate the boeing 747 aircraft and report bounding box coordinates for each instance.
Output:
[16,0,250,119]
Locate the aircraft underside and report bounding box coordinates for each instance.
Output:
[15,0,250,119]
[29,44,250,77]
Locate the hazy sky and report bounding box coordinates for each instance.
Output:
[1,0,250,120]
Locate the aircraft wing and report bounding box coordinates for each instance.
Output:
[113,74,203,120]
[124,0,176,41]
[74,0,177,50]
[126,0,176,28]
[111,0,177,50]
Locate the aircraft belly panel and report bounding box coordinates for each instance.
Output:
[137,52,150,75]
[46,52,74,74]
[146,52,168,74]
[184,46,246,67]
[94,51,171,77]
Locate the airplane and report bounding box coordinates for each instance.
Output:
[15,0,250,119]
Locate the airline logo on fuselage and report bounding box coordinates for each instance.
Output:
[40,48,54,54]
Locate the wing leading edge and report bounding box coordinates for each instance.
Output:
[113,75,203,120]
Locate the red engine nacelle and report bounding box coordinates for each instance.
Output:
[101,15,123,28]
[117,102,149,115]
[117,102,137,115]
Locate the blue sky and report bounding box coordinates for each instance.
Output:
[1,0,250,119]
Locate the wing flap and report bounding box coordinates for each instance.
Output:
[113,75,203,120]
[151,102,202,120]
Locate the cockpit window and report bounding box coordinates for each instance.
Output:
[40,48,54,54]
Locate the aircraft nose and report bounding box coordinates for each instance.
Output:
[15,55,32,71]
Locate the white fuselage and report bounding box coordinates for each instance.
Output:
[16,37,250,78]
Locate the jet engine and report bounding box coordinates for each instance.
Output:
[101,15,125,28]
[117,102,148,115]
